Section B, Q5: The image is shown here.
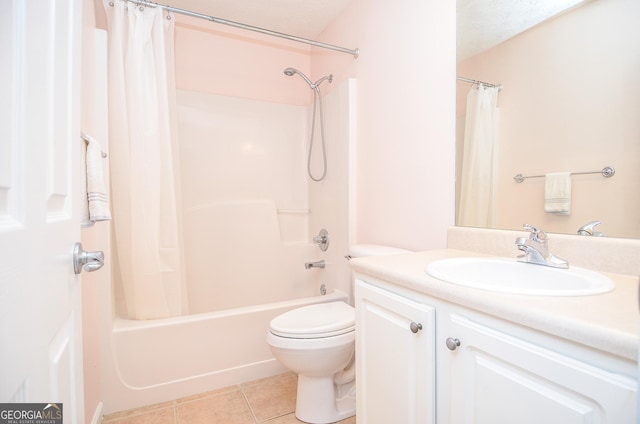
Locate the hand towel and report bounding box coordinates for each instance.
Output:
[84,134,112,222]
[544,172,571,215]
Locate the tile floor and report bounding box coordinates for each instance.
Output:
[102,372,357,424]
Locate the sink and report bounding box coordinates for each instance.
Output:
[425,257,614,296]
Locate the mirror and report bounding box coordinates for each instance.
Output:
[455,0,640,239]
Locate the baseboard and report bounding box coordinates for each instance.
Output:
[90,401,104,424]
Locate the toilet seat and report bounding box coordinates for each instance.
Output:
[270,301,355,339]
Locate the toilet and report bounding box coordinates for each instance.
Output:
[267,244,410,424]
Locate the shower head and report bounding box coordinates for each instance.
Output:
[283,67,314,88]
[283,67,332,90]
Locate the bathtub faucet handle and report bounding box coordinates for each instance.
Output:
[313,229,330,251]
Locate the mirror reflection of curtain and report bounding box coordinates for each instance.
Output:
[103,0,186,319]
[457,84,500,227]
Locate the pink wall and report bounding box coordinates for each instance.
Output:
[313,0,457,251]
[457,0,640,238]
[174,15,312,106]
[170,1,456,252]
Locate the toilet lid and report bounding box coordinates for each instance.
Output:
[270,301,355,339]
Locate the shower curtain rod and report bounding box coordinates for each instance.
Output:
[457,76,502,89]
[126,0,360,58]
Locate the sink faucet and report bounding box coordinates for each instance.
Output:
[577,220,604,237]
[304,260,326,269]
[515,224,568,268]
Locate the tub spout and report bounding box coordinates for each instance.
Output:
[304,260,325,269]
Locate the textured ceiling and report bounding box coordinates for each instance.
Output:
[457,0,587,61]
[158,0,585,60]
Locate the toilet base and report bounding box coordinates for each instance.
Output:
[295,375,356,424]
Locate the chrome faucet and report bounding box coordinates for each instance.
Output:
[577,220,604,237]
[304,260,326,269]
[515,224,568,268]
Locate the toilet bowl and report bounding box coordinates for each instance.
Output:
[267,301,356,424]
[267,244,411,423]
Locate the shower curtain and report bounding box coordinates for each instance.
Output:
[103,0,186,319]
[457,84,500,227]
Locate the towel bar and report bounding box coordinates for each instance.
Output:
[514,166,615,183]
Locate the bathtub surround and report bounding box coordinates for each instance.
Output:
[103,0,187,319]
[101,289,348,414]
[99,81,356,414]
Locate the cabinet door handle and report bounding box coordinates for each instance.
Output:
[446,337,461,351]
[410,322,423,333]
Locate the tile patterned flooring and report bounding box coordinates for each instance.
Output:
[102,372,357,424]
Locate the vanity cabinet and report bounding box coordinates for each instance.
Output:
[354,280,436,424]
[354,277,637,424]
[445,313,636,423]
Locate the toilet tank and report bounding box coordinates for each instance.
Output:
[348,244,411,258]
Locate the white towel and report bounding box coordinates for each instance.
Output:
[544,172,571,215]
[84,134,112,222]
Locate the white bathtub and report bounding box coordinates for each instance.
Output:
[101,289,348,414]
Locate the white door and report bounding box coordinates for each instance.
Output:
[0,0,84,423]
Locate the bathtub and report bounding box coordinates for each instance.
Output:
[102,289,348,414]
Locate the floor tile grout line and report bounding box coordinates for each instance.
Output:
[240,385,259,423]
[102,402,177,423]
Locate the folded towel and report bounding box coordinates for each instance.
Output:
[84,134,112,222]
[544,172,571,215]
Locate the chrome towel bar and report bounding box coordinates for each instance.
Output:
[514,166,615,183]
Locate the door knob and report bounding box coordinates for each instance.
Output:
[73,242,104,274]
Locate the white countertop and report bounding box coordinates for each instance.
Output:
[350,249,640,361]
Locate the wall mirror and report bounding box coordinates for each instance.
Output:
[455,0,640,239]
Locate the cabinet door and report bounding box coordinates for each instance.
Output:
[355,280,436,424]
[447,314,637,424]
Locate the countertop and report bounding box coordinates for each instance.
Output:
[350,249,640,361]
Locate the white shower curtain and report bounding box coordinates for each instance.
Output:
[103,0,186,319]
[457,84,500,228]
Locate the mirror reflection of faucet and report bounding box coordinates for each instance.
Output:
[577,220,604,236]
[515,224,569,268]
[305,260,326,269]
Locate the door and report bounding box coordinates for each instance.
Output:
[0,0,84,423]
[355,279,436,424]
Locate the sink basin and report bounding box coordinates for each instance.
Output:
[425,257,614,296]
